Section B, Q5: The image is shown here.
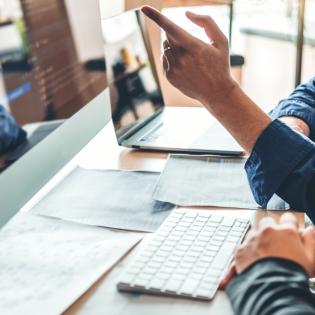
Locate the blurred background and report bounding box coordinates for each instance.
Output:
[101,0,315,111]
[1,0,314,166]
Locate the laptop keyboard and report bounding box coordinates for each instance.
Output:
[117,209,250,301]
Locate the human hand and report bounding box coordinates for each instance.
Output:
[141,6,236,107]
[279,116,310,137]
[220,213,315,289]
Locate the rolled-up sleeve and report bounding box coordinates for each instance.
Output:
[227,258,315,315]
[246,119,315,221]
[270,77,315,139]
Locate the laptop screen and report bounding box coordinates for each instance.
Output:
[101,10,164,141]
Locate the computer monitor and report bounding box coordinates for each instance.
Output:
[0,0,110,228]
[102,10,164,142]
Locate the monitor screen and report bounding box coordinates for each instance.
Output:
[0,0,106,169]
[102,10,164,141]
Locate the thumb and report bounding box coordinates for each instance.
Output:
[219,261,236,289]
[185,11,228,49]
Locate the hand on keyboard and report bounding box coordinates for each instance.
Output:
[220,212,315,289]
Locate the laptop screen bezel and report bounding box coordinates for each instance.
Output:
[103,9,165,144]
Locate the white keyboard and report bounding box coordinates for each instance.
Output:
[117,209,250,301]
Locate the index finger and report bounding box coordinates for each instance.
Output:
[141,5,192,44]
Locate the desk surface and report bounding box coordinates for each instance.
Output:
[22,121,304,315]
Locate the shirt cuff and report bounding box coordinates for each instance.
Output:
[245,119,314,208]
[270,100,315,139]
[226,257,310,314]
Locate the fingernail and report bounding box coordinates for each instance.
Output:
[141,6,149,13]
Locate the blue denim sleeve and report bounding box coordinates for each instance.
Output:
[270,77,315,140]
[0,105,26,154]
[246,119,315,222]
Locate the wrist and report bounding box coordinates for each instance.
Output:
[201,77,239,109]
[279,116,310,137]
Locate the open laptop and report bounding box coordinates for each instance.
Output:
[102,9,243,155]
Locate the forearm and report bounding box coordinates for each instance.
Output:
[203,81,271,153]
[227,258,315,315]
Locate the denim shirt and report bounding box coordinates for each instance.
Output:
[0,105,26,154]
[246,77,315,222]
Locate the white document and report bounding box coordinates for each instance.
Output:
[154,155,288,210]
[0,213,142,315]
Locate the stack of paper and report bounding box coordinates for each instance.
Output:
[153,155,288,210]
[31,167,175,232]
[0,213,142,315]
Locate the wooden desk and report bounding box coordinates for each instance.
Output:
[22,121,304,315]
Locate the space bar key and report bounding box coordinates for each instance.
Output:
[211,243,236,269]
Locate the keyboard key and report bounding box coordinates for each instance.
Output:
[221,217,235,227]
[218,226,230,232]
[168,255,182,263]
[184,212,197,218]
[183,255,197,263]
[171,273,186,281]
[193,221,205,227]
[133,278,149,289]
[225,236,240,243]
[177,267,191,275]
[196,216,209,222]
[177,244,190,252]
[190,245,204,252]
[120,273,136,285]
[213,235,225,242]
[173,249,186,257]
[175,226,188,232]
[209,215,223,223]
[181,217,195,223]
[211,243,236,269]
[149,278,166,291]
[160,266,174,274]
[195,287,215,299]
[164,279,183,293]
[156,272,170,280]
[205,269,221,279]
[180,279,200,295]
[173,209,186,216]
[192,266,207,275]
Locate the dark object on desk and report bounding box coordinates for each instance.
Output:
[84,58,106,72]
[230,54,245,67]
[1,56,32,73]
[5,121,63,164]
[31,167,175,232]
[0,105,26,155]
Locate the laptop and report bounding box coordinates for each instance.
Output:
[102,9,243,155]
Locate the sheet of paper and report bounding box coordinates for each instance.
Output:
[154,155,288,210]
[0,213,142,315]
[31,167,174,232]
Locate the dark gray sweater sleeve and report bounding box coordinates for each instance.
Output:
[226,258,315,315]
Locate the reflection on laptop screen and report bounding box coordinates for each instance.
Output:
[0,0,106,168]
[102,10,164,140]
